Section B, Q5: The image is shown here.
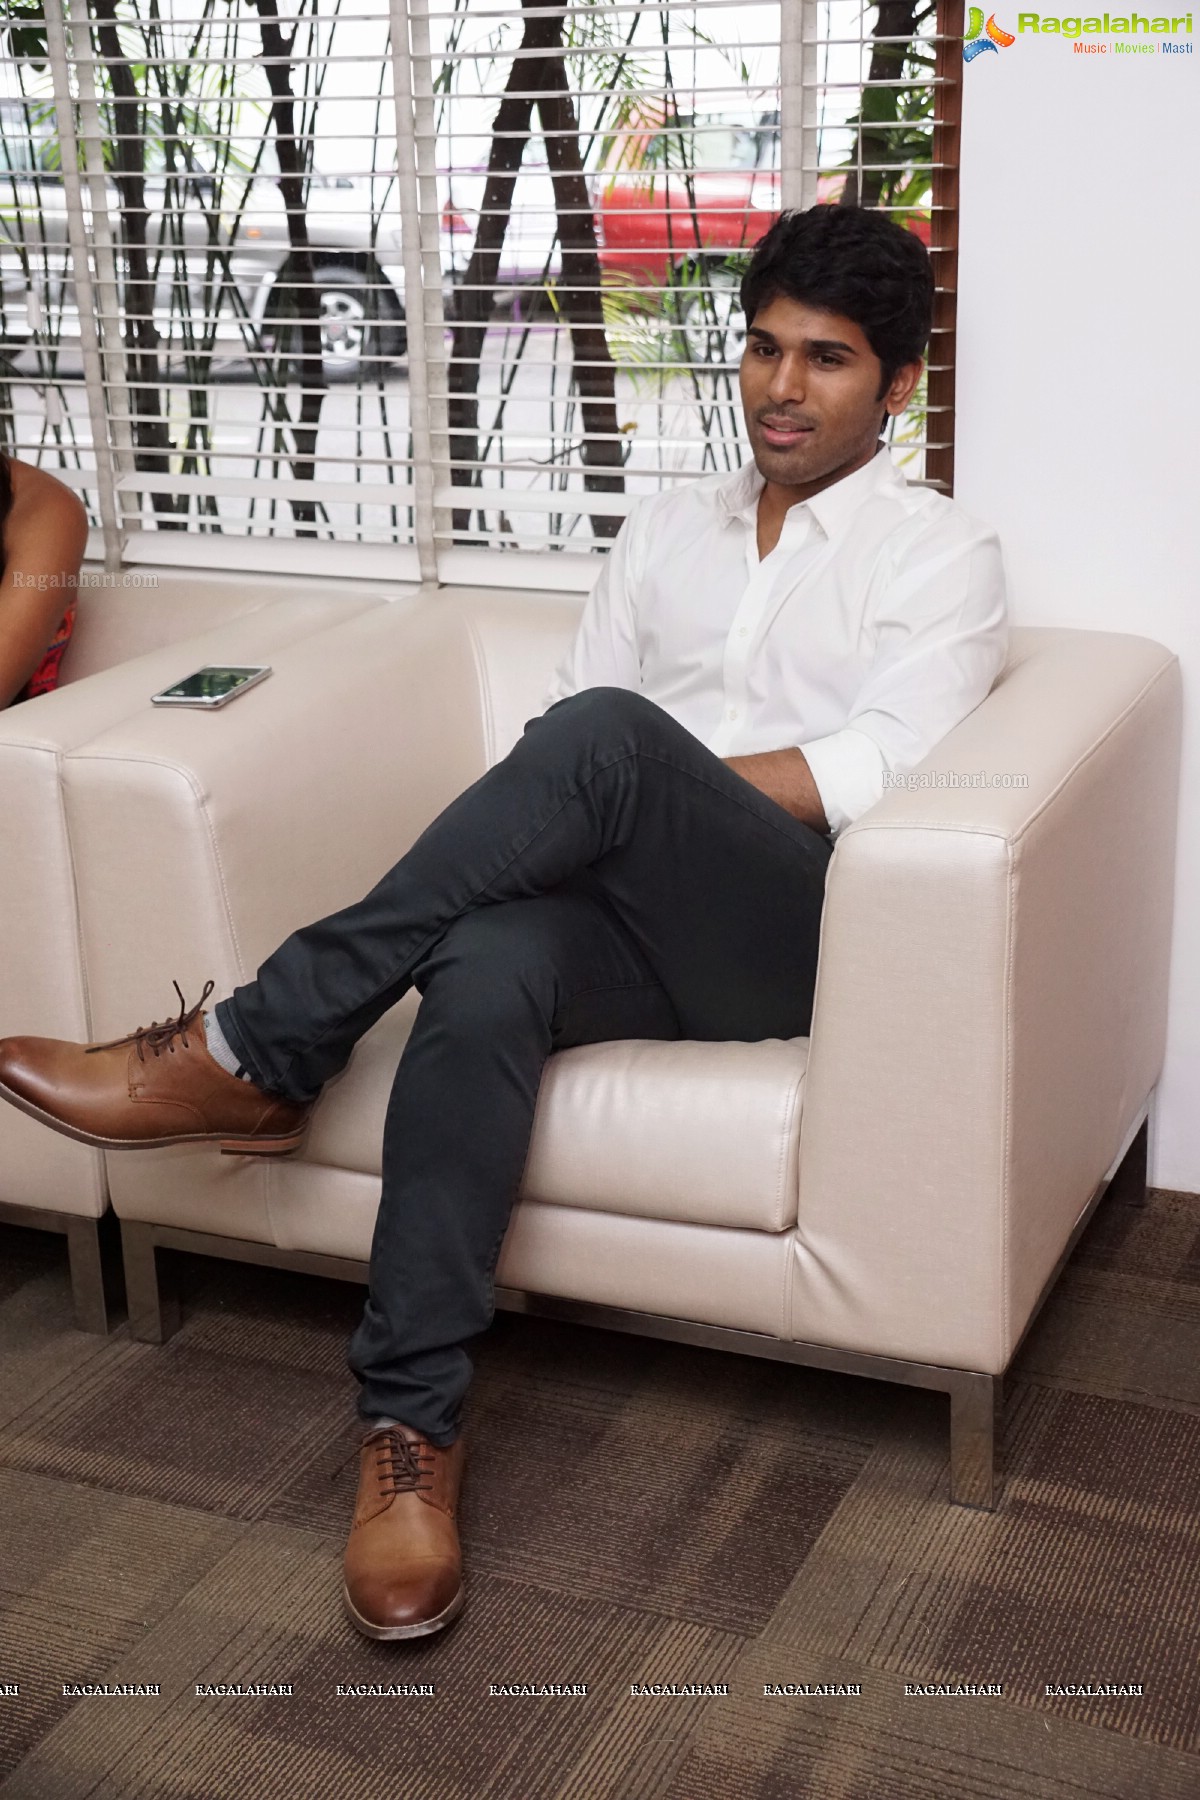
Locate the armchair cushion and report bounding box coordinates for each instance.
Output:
[304,998,810,1231]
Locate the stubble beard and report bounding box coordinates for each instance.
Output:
[748,417,883,492]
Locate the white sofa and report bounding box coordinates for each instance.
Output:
[0,568,413,1324]
[1,585,1181,1506]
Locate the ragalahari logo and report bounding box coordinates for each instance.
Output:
[964,7,1017,56]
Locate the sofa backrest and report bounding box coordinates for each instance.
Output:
[60,566,420,685]
[440,588,584,764]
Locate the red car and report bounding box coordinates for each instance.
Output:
[595,116,930,287]
[597,117,785,286]
[440,114,931,363]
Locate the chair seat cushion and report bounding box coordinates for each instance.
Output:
[303,997,808,1232]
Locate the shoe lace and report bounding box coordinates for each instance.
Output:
[85,978,216,1064]
[376,1428,435,1498]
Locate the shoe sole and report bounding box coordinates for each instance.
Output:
[0,1078,307,1159]
[342,1580,466,1642]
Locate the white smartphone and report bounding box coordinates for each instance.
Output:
[151,665,272,709]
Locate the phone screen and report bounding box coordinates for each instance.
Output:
[158,667,262,701]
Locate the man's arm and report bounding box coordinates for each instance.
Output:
[755,514,1008,837]
[0,461,89,708]
[723,748,829,834]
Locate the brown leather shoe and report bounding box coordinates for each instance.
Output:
[0,979,310,1157]
[343,1423,466,1641]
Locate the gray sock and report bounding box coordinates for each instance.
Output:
[363,1416,405,1440]
[204,1010,256,1083]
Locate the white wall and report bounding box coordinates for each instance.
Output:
[955,32,1199,1189]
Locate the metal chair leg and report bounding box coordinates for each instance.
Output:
[64,1214,115,1335]
[120,1220,180,1344]
[948,1371,1002,1509]
[1112,1117,1149,1209]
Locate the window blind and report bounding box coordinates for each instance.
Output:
[0,0,960,587]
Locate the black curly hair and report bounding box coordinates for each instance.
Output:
[740,205,934,399]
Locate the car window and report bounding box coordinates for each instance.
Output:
[637,119,775,174]
[691,126,758,170]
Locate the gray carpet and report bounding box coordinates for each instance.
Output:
[1,1171,1198,1799]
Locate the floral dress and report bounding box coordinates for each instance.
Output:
[15,600,76,702]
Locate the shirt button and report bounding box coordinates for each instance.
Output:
[736,627,748,638]
[727,707,739,721]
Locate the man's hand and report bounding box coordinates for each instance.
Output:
[724,748,830,835]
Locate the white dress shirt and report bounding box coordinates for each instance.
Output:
[542,445,1008,835]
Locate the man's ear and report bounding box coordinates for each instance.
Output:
[884,358,925,417]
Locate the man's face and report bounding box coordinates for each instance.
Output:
[738,293,923,494]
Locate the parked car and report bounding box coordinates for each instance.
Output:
[0,101,408,383]
[440,111,932,367]
[437,117,794,302]
[594,113,786,289]
[594,113,931,364]
[594,109,932,276]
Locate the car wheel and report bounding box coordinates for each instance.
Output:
[264,260,407,383]
[671,257,747,372]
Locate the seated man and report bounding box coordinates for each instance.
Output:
[0,205,1006,1642]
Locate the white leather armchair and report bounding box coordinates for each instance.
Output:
[17,591,1183,1506]
[0,571,399,1324]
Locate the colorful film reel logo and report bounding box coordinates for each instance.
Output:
[964,8,1017,57]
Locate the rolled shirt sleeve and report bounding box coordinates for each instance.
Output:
[797,515,1008,835]
[542,502,644,710]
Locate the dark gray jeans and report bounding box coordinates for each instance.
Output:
[217,688,833,1442]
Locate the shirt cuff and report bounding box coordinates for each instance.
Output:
[797,728,888,836]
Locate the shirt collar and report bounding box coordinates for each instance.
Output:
[714,442,904,540]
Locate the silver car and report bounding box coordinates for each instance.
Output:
[1,100,409,383]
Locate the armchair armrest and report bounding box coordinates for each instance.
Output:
[791,626,1182,1375]
[60,594,578,1043]
[0,591,376,1029]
